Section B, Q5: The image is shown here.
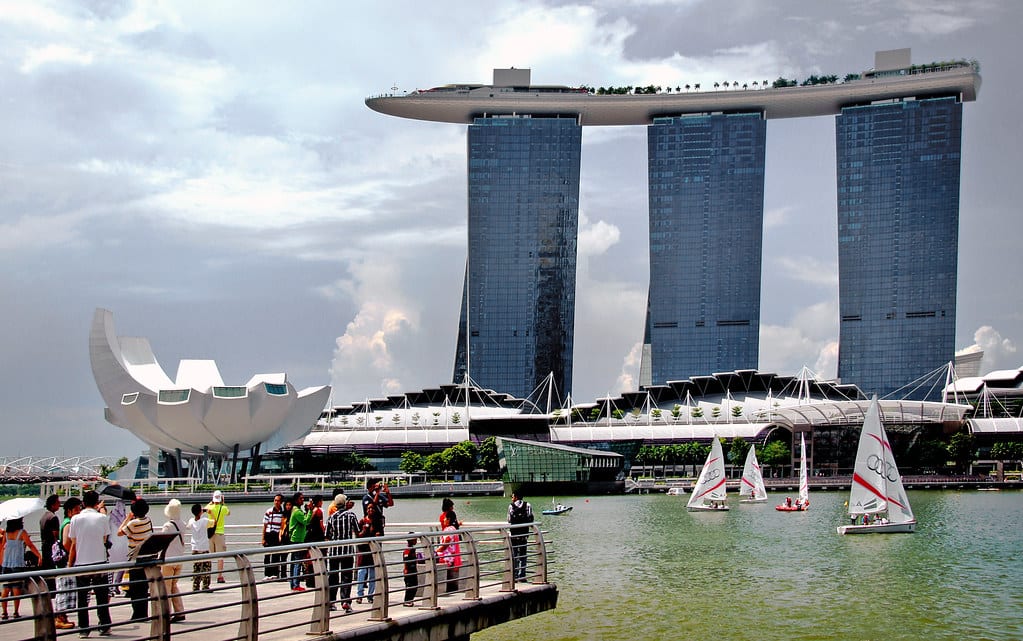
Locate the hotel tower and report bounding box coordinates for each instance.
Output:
[366,49,979,399]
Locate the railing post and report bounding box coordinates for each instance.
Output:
[500,528,515,592]
[24,575,56,641]
[306,545,331,634]
[530,524,548,584]
[234,554,259,641]
[144,563,171,641]
[459,531,481,601]
[367,540,390,621]
[421,534,441,609]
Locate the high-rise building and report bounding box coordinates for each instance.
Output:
[644,113,766,384]
[366,53,979,399]
[836,96,962,398]
[452,116,581,399]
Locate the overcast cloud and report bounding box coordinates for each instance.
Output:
[1,0,1020,457]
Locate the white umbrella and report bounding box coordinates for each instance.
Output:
[0,497,45,523]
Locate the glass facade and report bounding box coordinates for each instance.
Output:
[453,116,581,400]
[497,437,623,484]
[836,97,962,399]
[644,113,766,384]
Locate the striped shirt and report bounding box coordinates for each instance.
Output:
[121,516,153,555]
[324,509,360,558]
[263,506,284,534]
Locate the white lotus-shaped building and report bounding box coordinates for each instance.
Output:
[89,308,331,456]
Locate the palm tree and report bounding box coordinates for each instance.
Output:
[675,85,681,93]
[742,83,748,90]
[685,83,690,92]
[714,82,720,89]
[752,80,759,89]
[694,83,700,91]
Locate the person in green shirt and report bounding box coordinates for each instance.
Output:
[288,492,312,591]
[205,490,231,583]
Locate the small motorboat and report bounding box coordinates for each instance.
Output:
[542,500,573,515]
[666,487,686,496]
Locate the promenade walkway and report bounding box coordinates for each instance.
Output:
[0,523,556,641]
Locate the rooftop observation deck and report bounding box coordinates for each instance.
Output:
[366,64,980,126]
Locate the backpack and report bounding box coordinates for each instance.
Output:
[509,501,531,524]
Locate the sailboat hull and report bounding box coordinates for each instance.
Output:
[837,520,916,535]
[687,504,730,512]
[739,497,767,504]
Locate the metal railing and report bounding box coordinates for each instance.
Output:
[0,522,548,641]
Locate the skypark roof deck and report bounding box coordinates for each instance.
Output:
[366,63,979,126]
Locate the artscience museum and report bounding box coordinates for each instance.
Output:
[89,308,331,478]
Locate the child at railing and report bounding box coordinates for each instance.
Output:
[402,533,425,606]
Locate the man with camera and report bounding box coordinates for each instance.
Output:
[361,478,393,532]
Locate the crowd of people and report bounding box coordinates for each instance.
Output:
[0,480,536,631]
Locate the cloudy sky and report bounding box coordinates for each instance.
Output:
[2,0,1020,458]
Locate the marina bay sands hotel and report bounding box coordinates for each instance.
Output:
[366,49,980,401]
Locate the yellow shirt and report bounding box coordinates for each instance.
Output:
[205,503,230,534]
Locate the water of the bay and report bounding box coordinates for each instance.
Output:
[215,490,1023,641]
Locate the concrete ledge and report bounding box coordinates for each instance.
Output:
[327,584,558,641]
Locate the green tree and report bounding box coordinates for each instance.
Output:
[99,456,129,479]
[948,431,977,473]
[731,405,743,418]
[728,437,750,466]
[691,406,704,418]
[760,439,791,468]
[399,451,424,475]
[990,441,1023,467]
[448,441,479,476]
[478,437,500,473]
[424,452,449,478]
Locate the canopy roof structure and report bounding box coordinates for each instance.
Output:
[89,308,330,456]
[302,369,972,450]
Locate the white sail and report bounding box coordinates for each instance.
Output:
[848,397,914,524]
[688,437,728,509]
[739,445,767,501]
[798,433,809,504]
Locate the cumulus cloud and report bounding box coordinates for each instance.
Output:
[614,341,644,393]
[958,326,1018,374]
[578,215,622,257]
[328,260,422,400]
[759,299,840,378]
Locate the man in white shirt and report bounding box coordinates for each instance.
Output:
[68,490,112,636]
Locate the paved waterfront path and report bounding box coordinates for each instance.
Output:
[0,523,556,641]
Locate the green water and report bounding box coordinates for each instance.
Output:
[227,491,1023,640]
[461,491,1023,641]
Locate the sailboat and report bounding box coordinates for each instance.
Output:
[738,445,767,503]
[776,433,810,511]
[687,437,729,511]
[837,397,916,534]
